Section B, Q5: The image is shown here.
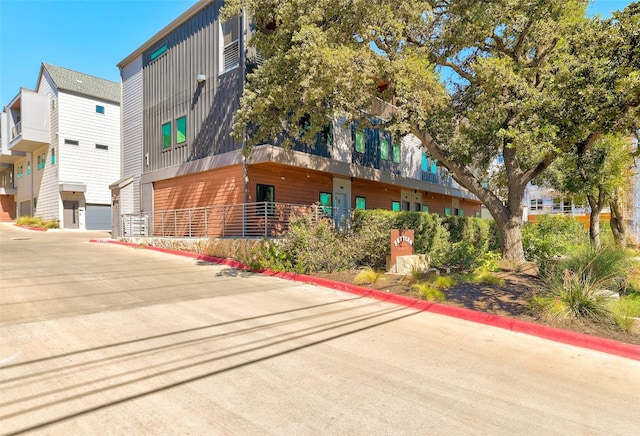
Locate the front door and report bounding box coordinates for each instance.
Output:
[63,200,79,229]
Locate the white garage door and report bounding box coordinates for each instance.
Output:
[86,204,112,230]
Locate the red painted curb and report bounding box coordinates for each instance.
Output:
[14,224,48,231]
[90,239,640,361]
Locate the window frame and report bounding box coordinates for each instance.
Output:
[256,184,275,215]
[162,122,172,149]
[176,116,187,145]
[391,201,400,212]
[355,196,366,210]
[354,130,365,154]
[319,192,333,216]
[96,105,105,114]
[150,43,168,62]
[220,16,241,74]
[392,142,401,164]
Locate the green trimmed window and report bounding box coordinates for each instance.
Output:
[392,143,401,163]
[380,137,389,160]
[354,131,365,153]
[51,148,56,164]
[391,201,400,212]
[176,116,187,144]
[150,44,167,61]
[96,105,105,114]
[422,204,429,213]
[355,196,366,210]
[320,192,332,215]
[445,207,451,216]
[27,161,31,175]
[162,122,172,149]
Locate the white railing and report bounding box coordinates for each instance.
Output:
[119,202,348,238]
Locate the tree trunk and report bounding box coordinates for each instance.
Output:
[609,194,627,248]
[586,188,606,250]
[497,212,526,261]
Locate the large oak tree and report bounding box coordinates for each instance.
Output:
[224,0,639,261]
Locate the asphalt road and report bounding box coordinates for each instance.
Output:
[1,223,639,435]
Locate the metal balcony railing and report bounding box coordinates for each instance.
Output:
[119,202,348,238]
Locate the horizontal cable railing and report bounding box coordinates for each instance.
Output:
[119,202,348,238]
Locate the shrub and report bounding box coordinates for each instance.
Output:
[442,217,498,269]
[412,282,446,302]
[353,266,386,285]
[532,270,613,322]
[554,245,632,294]
[472,269,506,287]
[523,215,587,263]
[279,215,355,273]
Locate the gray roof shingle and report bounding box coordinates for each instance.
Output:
[42,63,120,104]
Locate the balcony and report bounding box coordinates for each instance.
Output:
[7,90,50,153]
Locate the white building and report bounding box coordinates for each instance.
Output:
[2,63,120,229]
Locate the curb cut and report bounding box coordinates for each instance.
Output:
[90,239,640,361]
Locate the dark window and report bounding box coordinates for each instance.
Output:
[51,148,56,164]
[414,203,421,212]
[257,184,275,214]
[96,105,105,114]
[65,139,79,146]
[95,144,109,150]
[402,201,410,211]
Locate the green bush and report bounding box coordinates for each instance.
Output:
[523,215,587,263]
[412,282,446,302]
[441,216,499,269]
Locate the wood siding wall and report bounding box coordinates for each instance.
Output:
[0,195,15,221]
[153,164,244,211]
[142,2,242,173]
[247,164,334,205]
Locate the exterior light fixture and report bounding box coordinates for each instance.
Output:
[196,74,206,83]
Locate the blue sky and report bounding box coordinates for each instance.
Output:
[0,0,634,106]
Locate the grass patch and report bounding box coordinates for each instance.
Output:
[609,294,640,332]
[353,266,386,285]
[16,216,59,229]
[429,275,458,289]
[412,282,446,302]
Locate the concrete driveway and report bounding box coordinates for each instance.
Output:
[1,223,639,435]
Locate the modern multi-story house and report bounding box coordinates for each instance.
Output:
[114,0,481,236]
[2,63,120,229]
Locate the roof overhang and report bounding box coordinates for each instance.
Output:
[59,182,87,193]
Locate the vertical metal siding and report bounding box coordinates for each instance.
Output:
[142,2,242,173]
[121,56,144,212]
